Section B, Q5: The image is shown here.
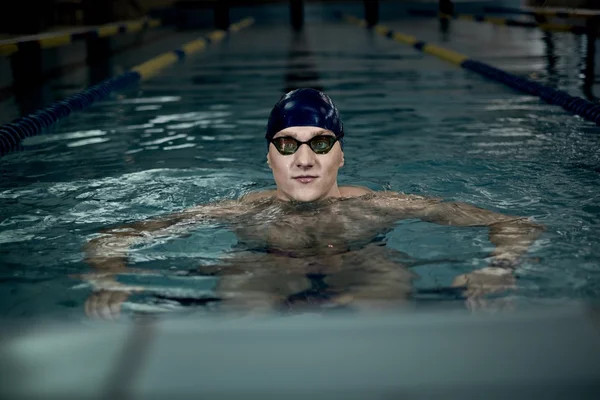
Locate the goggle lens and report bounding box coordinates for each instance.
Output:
[272,135,339,155]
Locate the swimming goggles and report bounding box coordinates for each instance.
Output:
[269,134,344,155]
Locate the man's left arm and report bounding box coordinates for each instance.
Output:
[416,201,545,267]
[416,200,545,308]
[373,193,545,308]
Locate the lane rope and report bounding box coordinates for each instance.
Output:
[344,14,600,128]
[0,18,162,57]
[0,18,254,157]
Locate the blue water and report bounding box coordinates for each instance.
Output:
[1,17,599,320]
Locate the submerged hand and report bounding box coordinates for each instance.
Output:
[85,290,130,321]
[452,267,516,312]
[83,275,143,321]
[489,252,521,269]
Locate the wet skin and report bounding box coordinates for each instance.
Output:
[83,190,543,319]
[207,194,419,311]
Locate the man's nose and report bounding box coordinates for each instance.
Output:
[294,143,315,169]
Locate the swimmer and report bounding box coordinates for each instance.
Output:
[83,88,545,320]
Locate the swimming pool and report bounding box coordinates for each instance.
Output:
[1,14,599,321]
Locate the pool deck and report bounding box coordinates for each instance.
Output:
[2,303,600,399]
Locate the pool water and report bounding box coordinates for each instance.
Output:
[1,18,599,320]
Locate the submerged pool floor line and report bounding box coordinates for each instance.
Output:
[0,17,254,157]
[343,14,600,129]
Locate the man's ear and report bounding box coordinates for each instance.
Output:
[339,152,345,168]
[266,153,272,169]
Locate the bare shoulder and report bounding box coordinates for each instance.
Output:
[240,190,277,203]
[370,191,443,211]
[339,186,374,198]
[375,191,439,201]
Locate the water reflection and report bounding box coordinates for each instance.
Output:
[542,31,559,88]
[439,17,451,42]
[579,33,597,101]
[283,32,323,93]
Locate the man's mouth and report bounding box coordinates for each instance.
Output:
[293,175,318,184]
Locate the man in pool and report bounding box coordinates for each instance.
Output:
[83,88,545,319]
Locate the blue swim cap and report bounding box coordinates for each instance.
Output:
[266,88,344,148]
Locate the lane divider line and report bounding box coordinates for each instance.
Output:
[0,17,255,157]
[343,14,600,127]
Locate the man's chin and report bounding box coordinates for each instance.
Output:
[285,189,325,203]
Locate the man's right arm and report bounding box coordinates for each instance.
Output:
[83,200,245,272]
[81,199,248,319]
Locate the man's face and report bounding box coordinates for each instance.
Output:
[267,126,344,202]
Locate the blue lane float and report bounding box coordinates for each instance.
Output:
[0,73,140,156]
[0,71,140,156]
[461,60,600,124]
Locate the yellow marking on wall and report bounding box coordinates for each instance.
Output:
[0,44,18,56]
[127,21,144,32]
[98,25,119,37]
[39,34,71,48]
[148,19,162,28]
